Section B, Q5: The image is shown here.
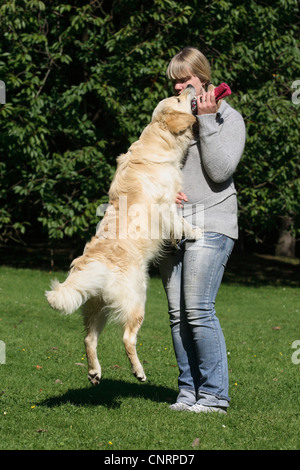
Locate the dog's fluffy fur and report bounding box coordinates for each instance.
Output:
[46,85,202,385]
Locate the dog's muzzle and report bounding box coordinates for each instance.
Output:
[182,85,197,115]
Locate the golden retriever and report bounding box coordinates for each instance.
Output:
[46,85,202,385]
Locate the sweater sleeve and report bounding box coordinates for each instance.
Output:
[197,110,246,184]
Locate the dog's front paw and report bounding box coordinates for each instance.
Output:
[88,370,101,386]
[182,219,203,241]
[186,227,202,240]
[192,227,203,240]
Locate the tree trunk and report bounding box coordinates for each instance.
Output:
[275,215,295,258]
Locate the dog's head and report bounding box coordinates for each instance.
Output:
[151,85,196,134]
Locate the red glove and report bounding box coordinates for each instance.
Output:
[213,83,231,101]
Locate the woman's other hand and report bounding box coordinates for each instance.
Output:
[175,192,188,207]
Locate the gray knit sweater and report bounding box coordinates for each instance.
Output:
[181,100,246,240]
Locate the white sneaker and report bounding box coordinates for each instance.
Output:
[169,402,192,411]
[188,404,227,414]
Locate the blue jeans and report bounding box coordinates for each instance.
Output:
[159,232,234,408]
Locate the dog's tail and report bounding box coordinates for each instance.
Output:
[45,261,110,314]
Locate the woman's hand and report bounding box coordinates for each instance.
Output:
[175,192,188,208]
[196,89,217,115]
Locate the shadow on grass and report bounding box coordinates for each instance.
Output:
[38,379,177,410]
[223,252,300,288]
[1,242,299,287]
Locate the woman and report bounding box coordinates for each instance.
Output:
[159,47,246,414]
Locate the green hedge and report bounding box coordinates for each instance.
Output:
[0,0,299,246]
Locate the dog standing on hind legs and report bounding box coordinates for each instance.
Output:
[46,85,202,386]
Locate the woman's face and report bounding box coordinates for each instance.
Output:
[173,74,204,96]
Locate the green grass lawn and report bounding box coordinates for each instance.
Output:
[0,257,299,450]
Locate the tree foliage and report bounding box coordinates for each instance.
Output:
[0,0,299,250]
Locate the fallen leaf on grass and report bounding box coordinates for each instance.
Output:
[192,438,200,447]
[36,365,43,370]
[36,428,47,433]
[75,362,85,367]
[272,326,281,330]
[13,320,23,329]
[55,379,63,384]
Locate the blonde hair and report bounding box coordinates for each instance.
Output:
[166,47,211,85]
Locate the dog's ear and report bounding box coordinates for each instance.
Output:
[164,112,196,134]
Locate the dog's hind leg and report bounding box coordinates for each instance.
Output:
[123,305,146,382]
[82,297,108,386]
